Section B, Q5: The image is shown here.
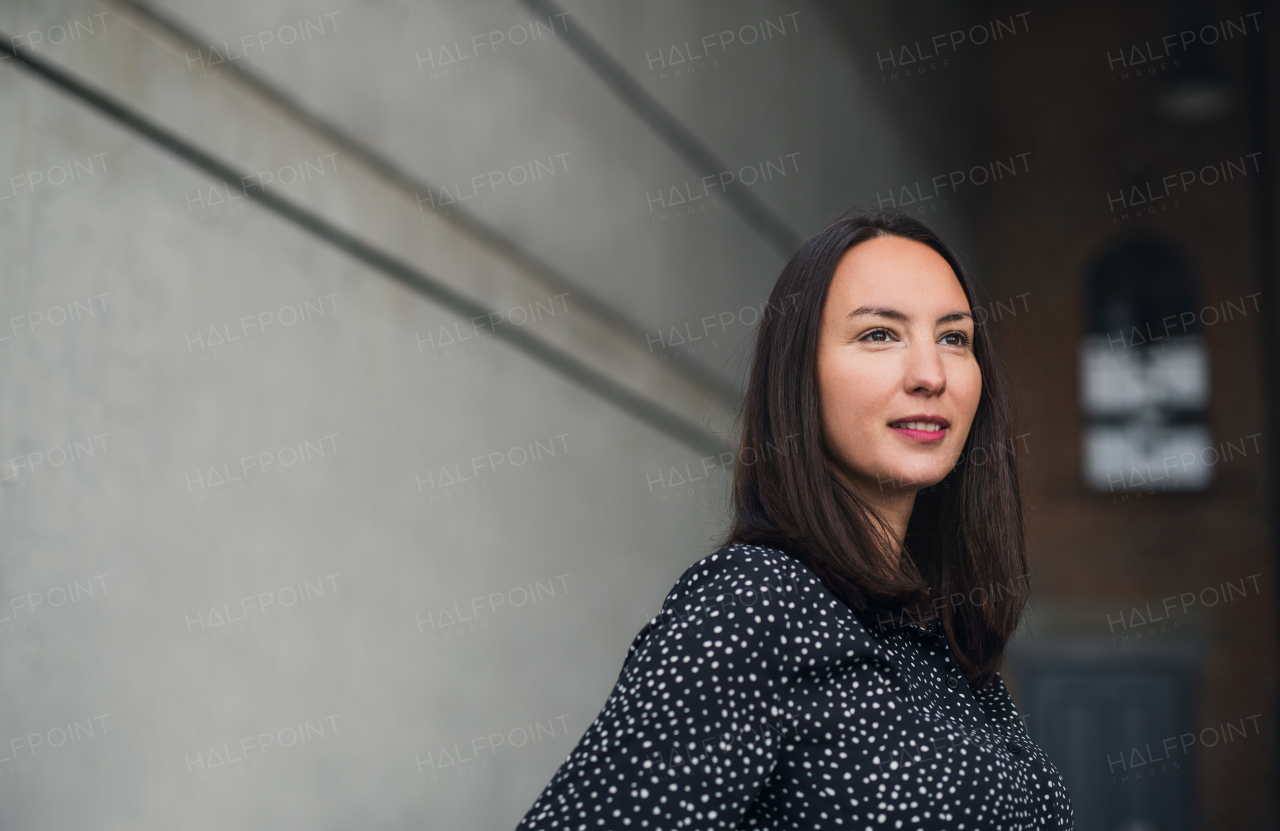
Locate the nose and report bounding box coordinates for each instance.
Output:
[902,333,946,396]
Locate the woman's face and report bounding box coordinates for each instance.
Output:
[816,235,982,499]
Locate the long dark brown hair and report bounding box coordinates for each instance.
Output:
[723,210,1029,689]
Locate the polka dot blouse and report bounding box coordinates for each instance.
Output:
[515,544,1072,830]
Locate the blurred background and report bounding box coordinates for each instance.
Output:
[0,0,1274,828]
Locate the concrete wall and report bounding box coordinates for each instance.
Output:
[0,0,970,827]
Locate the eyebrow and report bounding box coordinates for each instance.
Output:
[846,306,972,324]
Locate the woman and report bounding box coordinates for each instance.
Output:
[515,212,1072,829]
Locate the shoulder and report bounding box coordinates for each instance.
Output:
[651,544,881,666]
[667,543,833,607]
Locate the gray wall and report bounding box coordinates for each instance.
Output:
[0,0,974,827]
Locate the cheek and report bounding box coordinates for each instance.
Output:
[819,355,891,435]
[956,364,983,417]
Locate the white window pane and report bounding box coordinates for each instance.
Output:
[1079,336,1148,414]
[1084,424,1214,492]
[1147,336,1209,409]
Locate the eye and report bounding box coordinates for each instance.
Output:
[940,331,972,347]
[860,327,895,342]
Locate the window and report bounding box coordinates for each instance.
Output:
[1079,239,1211,493]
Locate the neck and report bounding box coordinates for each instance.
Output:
[880,490,916,558]
[828,459,919,562]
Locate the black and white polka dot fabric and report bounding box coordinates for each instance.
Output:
[515,544,1072,830]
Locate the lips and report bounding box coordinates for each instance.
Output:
[887,415,950,430]
[888,415,949,442]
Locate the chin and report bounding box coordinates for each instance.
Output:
[882,460,948,491]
